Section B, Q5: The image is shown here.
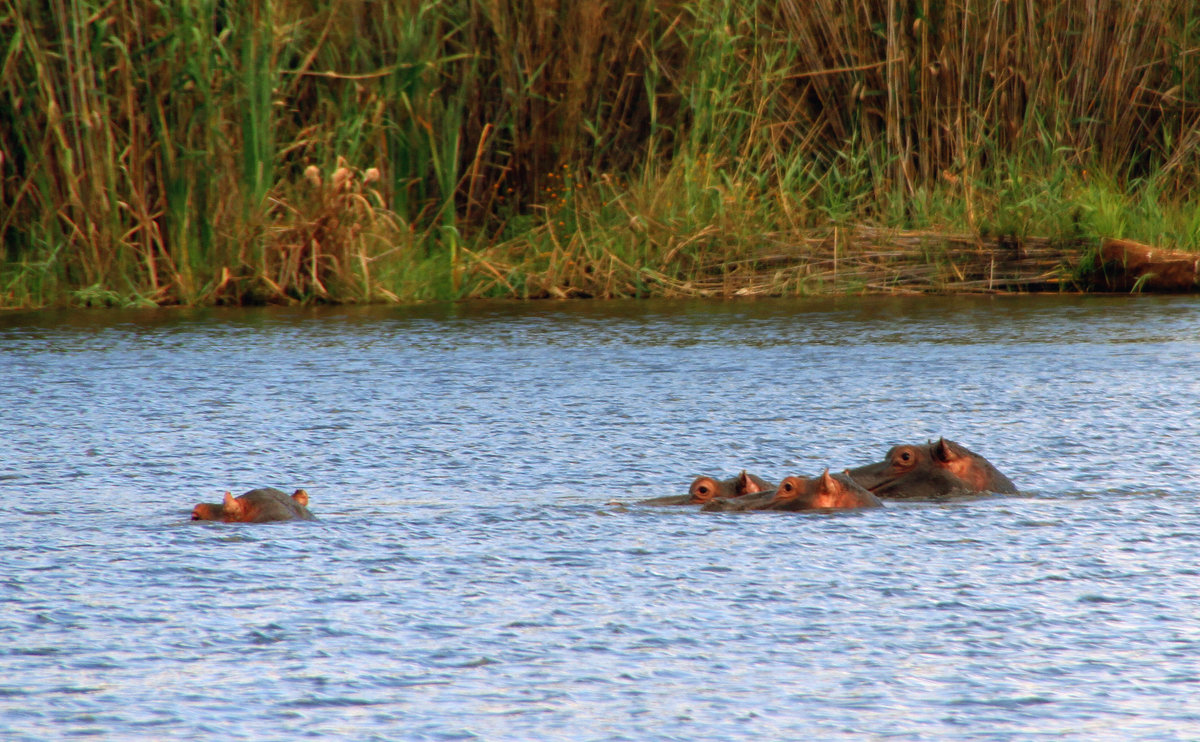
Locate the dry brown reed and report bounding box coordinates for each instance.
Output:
[245,158,407,304]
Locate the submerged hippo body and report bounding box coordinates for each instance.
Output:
[641,470,774,506]
[847,438,1017,500]
[702,471,882,512]
[191,488,317,523]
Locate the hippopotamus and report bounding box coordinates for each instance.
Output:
[191,488,317,523]
[846,438,1018,500]
[640,471,775,506]
[701,470,882,512]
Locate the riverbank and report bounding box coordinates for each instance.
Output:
[541,234,1197,299]
[5,227,1199,309]
[3,2,1198,308]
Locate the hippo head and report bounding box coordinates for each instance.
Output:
[846,438,1017,499]
[191,503,220,520]
[191,491,243,522]
[846,443,932,496]
[769,470,882,511]
[688,470,772,503]
[191,492,236,521]
[928,439,1017,494]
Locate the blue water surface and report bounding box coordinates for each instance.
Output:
[2,294,1199,740]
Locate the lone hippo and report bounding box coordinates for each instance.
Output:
[641,470,775,506]
[191,488,317,523]
[846,438,1018,500]
[702,470,881,512]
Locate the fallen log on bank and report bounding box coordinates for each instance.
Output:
[1090,238,1200,293]
[665,229,1199,297]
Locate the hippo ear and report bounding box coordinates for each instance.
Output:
[222,491,243,515]
[738,470,764,495]
[934,438,960,462]
[819,468,837,493]
[292,489,309,507]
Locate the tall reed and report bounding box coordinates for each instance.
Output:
[1,0,1197,306]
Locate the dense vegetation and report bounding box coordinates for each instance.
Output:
[2,0,1198,307]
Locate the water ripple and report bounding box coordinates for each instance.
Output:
[2,297,1200,739]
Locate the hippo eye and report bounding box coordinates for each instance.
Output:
[782,481,797,494]
[696,485,711,496]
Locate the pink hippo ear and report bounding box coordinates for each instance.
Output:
[934,437,962,462]
[819,468,837,493]
[222,492,243,517]
[292,489,309,507]
[738,470,764,495]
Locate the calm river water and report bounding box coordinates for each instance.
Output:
[2,295,1200,740]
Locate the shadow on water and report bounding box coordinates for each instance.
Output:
[4,294,1198,355]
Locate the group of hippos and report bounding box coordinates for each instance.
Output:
[189,438,1017,524]
[641,437,1018,512]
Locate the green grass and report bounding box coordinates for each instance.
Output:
[2,0,1198,307]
